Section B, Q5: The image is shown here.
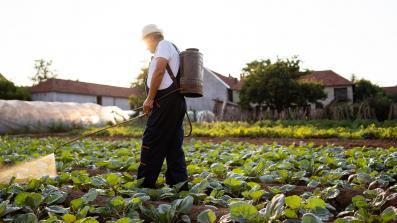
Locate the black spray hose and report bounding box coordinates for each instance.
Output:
[54,89,192,152]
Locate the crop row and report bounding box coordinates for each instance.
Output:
[0,137,396,222]
[81,121,397,140]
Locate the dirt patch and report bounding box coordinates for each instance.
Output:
[261,183,396,212]
[261,183,366,211]
[384,196,397,209]
[328,189,365,211]
[188,204,229,223]
[62,187,109,207]
[70,166,110,176]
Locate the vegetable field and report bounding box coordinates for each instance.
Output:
[0,137,397,223]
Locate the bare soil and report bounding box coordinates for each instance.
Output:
[70,166,110,176]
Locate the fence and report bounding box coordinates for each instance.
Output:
[213,99,248,121]
[211,100,397,121]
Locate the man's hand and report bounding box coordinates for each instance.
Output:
[143,97,154,115]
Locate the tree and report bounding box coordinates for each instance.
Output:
[0,73,31,100]
[31,59,57,85]
[296,82,326,107]
[353,78,392,121]
[350,74,357,83]
[239,57,326,111]
[129,67,148,109]
[354,79,384,102]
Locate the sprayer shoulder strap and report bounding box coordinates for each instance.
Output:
[166,65,179,88]
[166,43,181,89]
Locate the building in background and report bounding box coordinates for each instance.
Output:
[29,78,138,110]
[383,85,397,101]
[185,68,242,112]
[300,70,354,108]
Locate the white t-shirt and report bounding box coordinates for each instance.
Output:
[146,40,180,90]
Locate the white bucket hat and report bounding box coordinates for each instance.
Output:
[142,24,163,39]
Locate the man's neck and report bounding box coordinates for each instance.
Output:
[154,39,163,49]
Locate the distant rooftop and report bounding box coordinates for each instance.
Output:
[29,78,139,98]
[383,85,397,96]
[300,70,353,86]
[210,70,243,90]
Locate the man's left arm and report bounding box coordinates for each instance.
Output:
[143,57,168,115]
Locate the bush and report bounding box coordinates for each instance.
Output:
[0,74,31,100]
[367,95,393,121]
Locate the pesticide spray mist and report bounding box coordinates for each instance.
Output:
[0,154,57,184]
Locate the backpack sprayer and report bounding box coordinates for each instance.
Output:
[56,48,204,149]
[0,48,204,184]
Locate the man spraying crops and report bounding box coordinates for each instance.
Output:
[137,24,189,191]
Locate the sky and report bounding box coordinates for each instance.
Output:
[0,0,396,88]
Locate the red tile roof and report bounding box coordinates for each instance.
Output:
[383,86,397,96]
[299,70,353,87]
[211,70,243,90]
[29,78,139,98]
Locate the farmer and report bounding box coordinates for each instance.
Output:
[137,24,189,191]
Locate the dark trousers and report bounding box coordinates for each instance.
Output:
[137,85,188,190]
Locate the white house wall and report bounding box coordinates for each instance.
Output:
[31,92,131,110]
[185,68,229,112]
[31,92,96,103]
[101,97,130,110]
[233,91,240,103]
[114,98,130,110]
[102,97,114,106]
[347,86,354,101]
[321,87,334,106]
[54,92,97,103]
[320,86,353,106]
[31,92,57,101]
